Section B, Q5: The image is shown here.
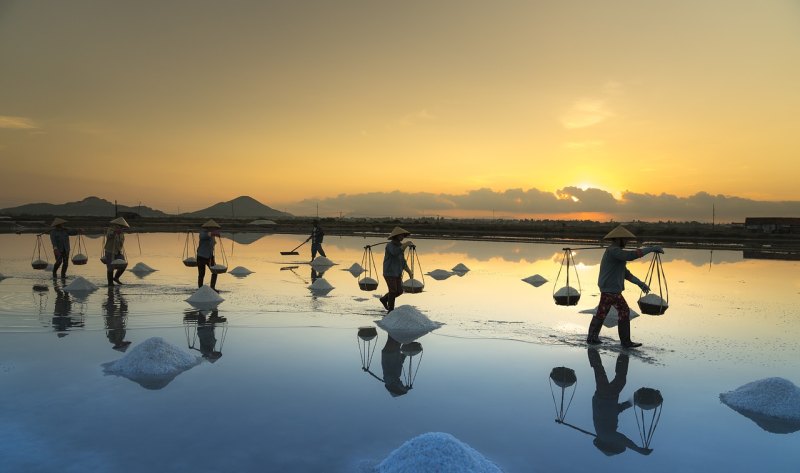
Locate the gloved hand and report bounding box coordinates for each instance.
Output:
[638,281,651,293]
[401,240,415,249]
[644,245,664,254]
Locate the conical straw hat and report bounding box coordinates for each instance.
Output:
[387,226,410,239]
[51,218,67,227]
[110,217,130,228]
[202,219,221,228]
[603,225,636,240]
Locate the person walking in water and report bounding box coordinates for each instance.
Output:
[379,227,413,313]
[197,219,221,291]
[104,217,129,286]
[305,220,326,262]
[49,218,78,278]
[586,225,663,348]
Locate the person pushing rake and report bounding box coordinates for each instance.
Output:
[586,225,663,348]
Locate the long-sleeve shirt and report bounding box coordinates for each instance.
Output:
[383,241,410,277]
[197,229,216,259]
[310,226,324,244]
[597,245,644,293]
[103,229,125,255]
[50,228,75,253]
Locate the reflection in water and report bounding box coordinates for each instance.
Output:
[552,350,664,456]
[356,328,425,397]
[103,287,131,351]
[184,309,228,362]
[51,282,84,337]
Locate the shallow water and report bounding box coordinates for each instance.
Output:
[1,233,798,472]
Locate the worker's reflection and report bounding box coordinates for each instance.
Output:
[381,336,408,397]
[103,287,131,351]
[588,348,651,456]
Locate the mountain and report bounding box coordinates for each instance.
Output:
[182,196,292,219]
[0,196,169,218]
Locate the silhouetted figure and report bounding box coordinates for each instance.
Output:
[381,336,408,397]
[306,220,326,262]
[197,219,221,291]
[49,218,78,278]
[104,217,129,286]
[51,283,74,337]
[197,310,225,361]
[379,227,413,313]
[103,287,131,351]
[588,348,651,456]
[586,225,663,348]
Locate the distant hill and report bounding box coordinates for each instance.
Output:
[0,196,169,218]
[182,196,292,219]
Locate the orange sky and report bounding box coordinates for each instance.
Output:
[1,1,799,218]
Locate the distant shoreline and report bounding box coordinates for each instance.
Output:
[2,215,800,252]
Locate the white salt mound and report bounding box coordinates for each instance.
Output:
[639,293,668,306]
[403,278,424,289]
[376,305,441,332]
[186,286,225,304]
[130,262,156,273]
[309,278,334,290]
[229,266,253,276]
[64,276,98,292]
[427,269,453,280]
[522,274,548,287]
[104,337,198,378]
[554,286,579,297]
[0,273,6,280]
[452,263,470,272]
[580,306,640,328]
[311,256,335,266]
[378,432,502,473]
[720,377,800,422]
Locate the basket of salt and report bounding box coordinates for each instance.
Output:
[71,254,89,265]
[182,232,198,267]
[638,293,668,315]
[358,277,379,291]
[549,367,577,388]
[31,234,50,269]
[183,257,198,267]
[403,278,424,293]
[638,253,668,315]
[634,387,663,410]
[358,326,378,341]
[402,245,426,294]
[552,249,582,306]
[553,286,580,306]
[210,264,228,274]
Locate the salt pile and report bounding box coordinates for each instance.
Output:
[376,305,441,343]
[522,274,548,287]
[309,278,334,295]
[580,306,640,328]
[720,377,800,433]
[0,273,7,280]
[130,262,156,273]
[64,276,98,292]
[377,432,502,473]
[403,278,424,293]
[229,266,253,276]
[346,263,365,276]
[639,293,667,306]
[186,286,225,309]
[311,256,335,267]
[427,269,453,281]
[452,263,470,273]
[103,337,199,390]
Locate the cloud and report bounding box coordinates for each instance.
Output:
[0,115,38,129]
[560,99,614,129]
[289,188,800,222]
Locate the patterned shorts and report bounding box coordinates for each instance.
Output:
[595,292,630,321]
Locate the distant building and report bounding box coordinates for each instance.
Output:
[744,217,800,234]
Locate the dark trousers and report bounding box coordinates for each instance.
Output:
[381,276,404,311]
[311,242,326,260]
[197,256,218,289]
[105,251,125,284]
[53,251,68,277]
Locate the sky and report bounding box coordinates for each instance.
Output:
[1,0,799,221]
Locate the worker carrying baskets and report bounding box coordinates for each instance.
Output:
[104,217,129,286]
[586,225,664,349]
